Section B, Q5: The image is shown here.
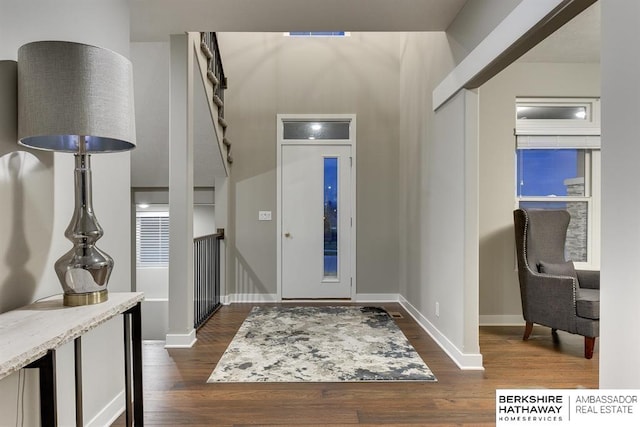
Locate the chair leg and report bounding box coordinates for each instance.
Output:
[585,336,596,359]
[523,321,533,340]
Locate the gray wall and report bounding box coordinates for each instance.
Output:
[130,42,170,188]
[219,32,401,297]
[398,32,481,366]
[130,41,224,188]
[0,1,133,425]
[478,61,600,324]
[600,0,640,388]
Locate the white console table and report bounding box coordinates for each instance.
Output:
[0,292,144,426]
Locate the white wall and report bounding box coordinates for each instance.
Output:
[600,0,640,389]
[0,1,133,425]
[478,62,600,324]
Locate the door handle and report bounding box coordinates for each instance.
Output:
[284,232,292,238]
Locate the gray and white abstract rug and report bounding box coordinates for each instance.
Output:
[207,306,436,383]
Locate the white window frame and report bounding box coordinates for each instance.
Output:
[136,210,170,267]
[516,97,600,136]
[515,97,601,269]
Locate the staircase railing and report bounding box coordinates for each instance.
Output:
[200,32,232,163]
[193,229,224,329]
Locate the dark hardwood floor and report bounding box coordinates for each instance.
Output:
[113,303,598,426]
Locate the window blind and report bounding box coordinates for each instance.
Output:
[516,135,601,149]
[136,215,169,266]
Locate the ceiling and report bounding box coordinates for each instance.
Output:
[520,1,600,63]
[131,0,601,62]
[130,0,468,41]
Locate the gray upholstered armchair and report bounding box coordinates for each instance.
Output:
[513,209,599,359]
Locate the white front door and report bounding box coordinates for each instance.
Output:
[281,144,352,298]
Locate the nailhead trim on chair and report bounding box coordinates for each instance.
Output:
[520,209,577,311]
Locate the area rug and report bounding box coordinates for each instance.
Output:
[207,306,436,382]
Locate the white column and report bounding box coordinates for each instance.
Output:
[600,0,640,388]
[425,89,482,369]
[166,34,196,347]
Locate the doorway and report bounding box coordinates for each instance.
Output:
[277,115,356,299]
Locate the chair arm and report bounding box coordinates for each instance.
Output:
[576,270,600,289]
[524,273,578,332]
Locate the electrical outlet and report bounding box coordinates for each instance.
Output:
[435,302,440,317]
[258,211,272,221]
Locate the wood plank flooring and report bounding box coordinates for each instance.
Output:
[112,303,598,426]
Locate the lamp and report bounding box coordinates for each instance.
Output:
[17,41,136,306]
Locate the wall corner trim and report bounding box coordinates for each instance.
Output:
[86,390,124,427]
[399,295,484,370]
[165,329,197,348]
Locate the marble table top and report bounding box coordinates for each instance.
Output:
[0,292,144,380]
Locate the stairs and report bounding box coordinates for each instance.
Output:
[200,33,232,164]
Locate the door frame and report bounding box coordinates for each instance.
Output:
[276,113,357,300]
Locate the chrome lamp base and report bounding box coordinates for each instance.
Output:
[56,153,112,306]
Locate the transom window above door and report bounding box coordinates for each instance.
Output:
[282,120,351,140]
[515,97,600,135]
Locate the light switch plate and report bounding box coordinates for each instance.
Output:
[259,211,272,221]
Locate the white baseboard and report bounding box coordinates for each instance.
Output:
[222,293,279,304]
[355,293,400,302]
[221,293,401,304]
[165,329,197,348]
[480,315,525,326]
[399,295,484,371]
[86,390,124,427]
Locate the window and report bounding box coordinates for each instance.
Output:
[515,98,600,268]
[324,157,338,278]
[516,98,600,135]
[285,32,349,37]
[283,120,350,140]
[136,211,170,266]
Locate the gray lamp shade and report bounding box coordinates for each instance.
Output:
[17,41,136,152]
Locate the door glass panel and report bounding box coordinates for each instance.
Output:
[283,121,350,140]
[324,157,338,278]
